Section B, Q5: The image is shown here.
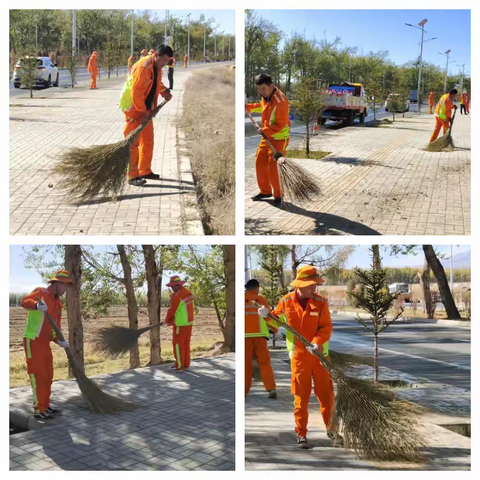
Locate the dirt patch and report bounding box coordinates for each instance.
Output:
[180,65,235,235]
[10,306,224,387]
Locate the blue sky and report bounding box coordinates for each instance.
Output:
[255,9,470,75]
[9,245,212,293]
[248,245,471,272]
[147,10,235,35]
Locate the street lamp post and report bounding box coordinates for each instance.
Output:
[72,10,76,54]
[165,10,168,44]
[187,13,191,67]
[130,10,134,56]
[405,19,436,113]
[438,50,451,93]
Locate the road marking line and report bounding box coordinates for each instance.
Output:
[333,338,471,371]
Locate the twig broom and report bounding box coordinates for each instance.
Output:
[92,322,163,357]
[53,100,168,202]
[41,303,136,414]
[424,108,456,152]
[252,302,426,461]
[245,107,321,204]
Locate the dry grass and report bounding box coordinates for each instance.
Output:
[180,65,235,235]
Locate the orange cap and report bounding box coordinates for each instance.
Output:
[290,265,324,288]
[48,269,74,284]
[165,275,186,288]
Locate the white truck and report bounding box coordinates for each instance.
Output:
[318,82,369,126]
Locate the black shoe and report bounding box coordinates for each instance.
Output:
[142,172,161,180]
[34,412,54,420]
[297,436,308,448]
[128,178,147,187]
[268,390,277,399]
[45,407,60,414]
[252,193,272,201]
[274,197,282,204]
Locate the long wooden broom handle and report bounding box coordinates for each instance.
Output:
[245,107,283,160]
[126,99,168,145]
[36,298,85,376]
[250,301,337,375]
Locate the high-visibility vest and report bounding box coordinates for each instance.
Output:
[172,288,195,327]
[435,94,452,121]
[245,292,271,338]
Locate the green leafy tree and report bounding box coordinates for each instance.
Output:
[17,49,38,98]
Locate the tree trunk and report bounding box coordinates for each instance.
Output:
[372,245,381,271]
[142,245,161,365]
[417,259,432,316]
[306,119,310,157]
[291,246,298,279]
[222,245,236,352]
[65,245,84,377]
[117,245,140,369]
[373,333,379,382]
[422,245,461,319]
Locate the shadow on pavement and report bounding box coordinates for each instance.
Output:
[75,190,191,207]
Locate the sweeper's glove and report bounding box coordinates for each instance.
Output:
[306,344,319,355]
[36,300,48,312]
[258,307,270,318]
[58,340,69,349]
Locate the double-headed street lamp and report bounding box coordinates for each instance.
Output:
[405,19,437,113]
[438,50,454,93]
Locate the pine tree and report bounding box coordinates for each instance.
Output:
[350,264,403,382]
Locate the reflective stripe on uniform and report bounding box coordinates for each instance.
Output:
[26,338,32,359]
[175,343,182,368]
[30,374,38,408]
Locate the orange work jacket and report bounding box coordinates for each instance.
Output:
[272,290,332,358]
[165,287,194,327]
[246,87,291,142]
[88,53,98,72]
[126,54,169,119]
[245,291,278,338]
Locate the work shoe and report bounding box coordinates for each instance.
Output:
[34,412,54,420]
[327,431,344,447]
[252,193,272,201]
[45,407,61,414]
[268,390,277,399]
[274,197,282,204]
[142,172,161,180]
[297,436,308,448]
[128,178,147,187]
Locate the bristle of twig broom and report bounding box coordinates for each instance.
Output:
[92,324,160,357]
[42,305,136,414]
[52,101,168,203]
[423,131,454,152]
[251,302,427,462]
[277,157,322,203]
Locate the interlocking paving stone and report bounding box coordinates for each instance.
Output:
[10,68,204,236]
[10,357,235,471]
[245,112,470,235]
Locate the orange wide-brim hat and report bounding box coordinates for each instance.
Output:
[48,269,74,284]
[166,275,186,288]
[290,265,325,288]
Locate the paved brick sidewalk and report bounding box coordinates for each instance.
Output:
[245,112,470,235]
[10,356,235,471]
[10,68,203,236]
[246,348,470,470]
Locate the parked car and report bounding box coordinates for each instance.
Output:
[384,94,410,113]
[13,56,59,89]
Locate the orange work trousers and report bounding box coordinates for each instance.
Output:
[429,104,434,114]
[89,70,97,89]
[466,103,470,114]
[429,117,449,143]
[23,338,54,414]
[291,354,335,437]
[173,325,193,370]
[123,116,155,179]
[255,137,289,198]
[245,337,276,394]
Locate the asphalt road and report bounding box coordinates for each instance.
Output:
[245,103,423,156]
[274,314,470,391]
[330,314,471,391]
[9,61,224,98]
